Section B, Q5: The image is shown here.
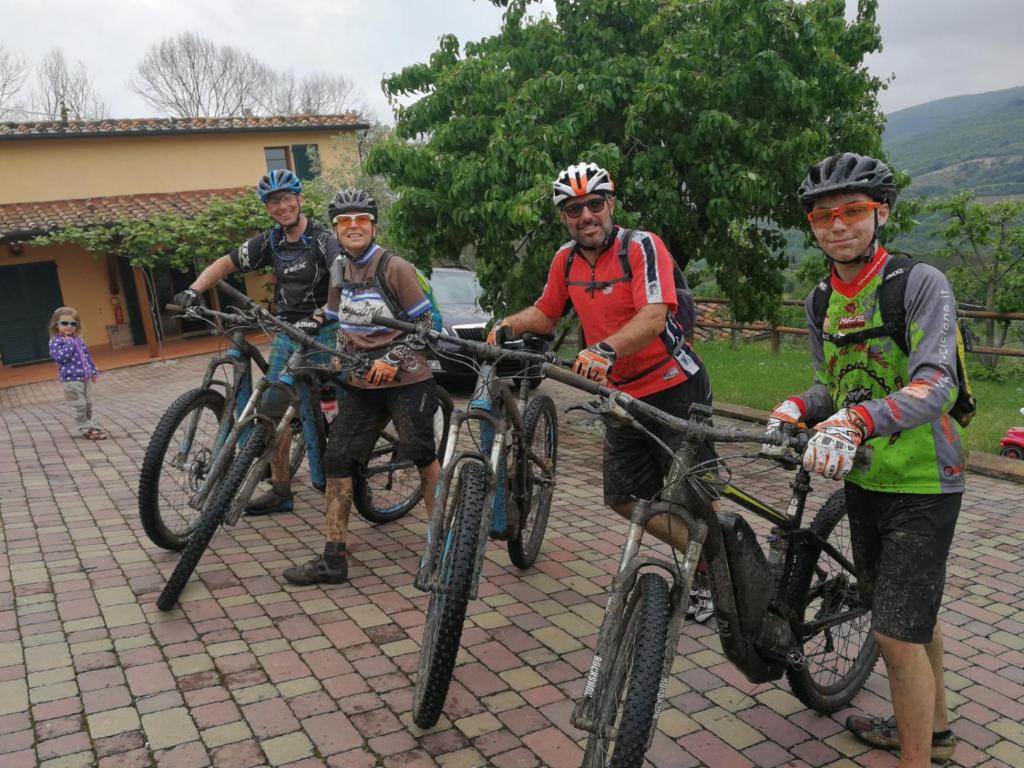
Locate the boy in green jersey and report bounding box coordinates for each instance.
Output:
[764,154,962,767]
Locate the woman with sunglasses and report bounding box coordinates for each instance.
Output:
[48,306,107,440]
[488,162,714,582]
[279,188,441,586]
[764,153,963,768]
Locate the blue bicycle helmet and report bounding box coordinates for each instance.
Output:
[257,169,303,203]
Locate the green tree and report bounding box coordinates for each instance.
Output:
[928,191,1024,356]
[367,0,887,320]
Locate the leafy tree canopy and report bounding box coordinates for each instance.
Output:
[367,0,887,320]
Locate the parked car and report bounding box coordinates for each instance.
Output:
[427,266,549,389]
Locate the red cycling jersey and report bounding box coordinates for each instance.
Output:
[535,227,701,397]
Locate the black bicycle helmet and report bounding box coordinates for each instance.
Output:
[328,188,379,222]
[257,169,303,203]
[798,153,898,211]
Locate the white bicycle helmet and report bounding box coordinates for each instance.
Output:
[552,162,615,207]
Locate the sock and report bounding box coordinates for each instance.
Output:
[324,541,347,567]
[272,481,292,497]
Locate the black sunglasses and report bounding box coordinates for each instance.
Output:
[562,198,607,218]
[58,320,79,327]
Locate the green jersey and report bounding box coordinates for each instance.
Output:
[796,250,966,494]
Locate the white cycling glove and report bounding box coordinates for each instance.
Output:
[803,408,867,480]
[762,399,804,457]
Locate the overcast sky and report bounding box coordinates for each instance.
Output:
[2,0,1022,121]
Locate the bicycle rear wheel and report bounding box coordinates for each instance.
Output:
[139,388,226,551]
[583,572,671,768]
[508,394,557,569]
[785,489,879,713]
[156,422,270,611]
[412,460,485,729]
[353,387,453,524]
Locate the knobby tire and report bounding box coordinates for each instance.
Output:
[411,461,485,729]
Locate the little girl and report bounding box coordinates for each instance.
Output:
[48,307,107,440]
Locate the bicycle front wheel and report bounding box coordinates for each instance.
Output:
[139,388,226,551]
[156,422,270,611]
[785,489,879,713]
[353,387,453,524]
[583,572,670,768]
[412,460,485,729]
[508,394,558,569]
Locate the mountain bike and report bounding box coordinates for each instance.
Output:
[139,297,446,552]
[372,315,564,729]
[540,364,878,768]
[154,283,452,610]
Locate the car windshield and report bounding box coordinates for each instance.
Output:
[431,270,484,306]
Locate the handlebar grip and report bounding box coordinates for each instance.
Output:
[167,304,183,312]
[215,279,254,306]
[371,314,419,334]
[540,363,606,396]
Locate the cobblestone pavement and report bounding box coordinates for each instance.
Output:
[1,353,1022,768]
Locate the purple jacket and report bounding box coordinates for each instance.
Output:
[49,335,99,382]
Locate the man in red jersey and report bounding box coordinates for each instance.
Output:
[490,162,712,556]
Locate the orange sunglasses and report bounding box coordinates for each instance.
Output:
[807,201,881,229]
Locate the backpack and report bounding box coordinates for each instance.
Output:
[373,250,443,332]
[563,228,697,339]
[809,255,977,428]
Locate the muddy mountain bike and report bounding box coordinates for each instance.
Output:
[140,295,448,553]
[373,315,564,729]
[154,283,452,610]
[540,364,878,768]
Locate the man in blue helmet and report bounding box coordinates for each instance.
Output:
[174,169,341,514]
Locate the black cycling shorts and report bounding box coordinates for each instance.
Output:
[603,367,715,507]
[324,378,439,479]
[844,484,961,644]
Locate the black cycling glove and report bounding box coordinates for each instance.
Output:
[173,288,207,310]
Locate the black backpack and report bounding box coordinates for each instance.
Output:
[809,255,977,428]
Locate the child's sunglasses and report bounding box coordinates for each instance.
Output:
[58,320,79,327]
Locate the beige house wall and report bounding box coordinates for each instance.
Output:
[0,244,117,348]
[0,130,361,204]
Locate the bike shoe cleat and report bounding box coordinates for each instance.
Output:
[846,714,957,763]
[282,554,348,586]
[245,489,294,516]
[687,587,715,624]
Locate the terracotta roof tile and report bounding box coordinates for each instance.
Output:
[0,113,366,139]
[0,188,250,240]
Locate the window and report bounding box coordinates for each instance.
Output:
[291,144,319,181]
[264,147,289,172]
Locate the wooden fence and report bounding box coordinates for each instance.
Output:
[695,298,1024,358]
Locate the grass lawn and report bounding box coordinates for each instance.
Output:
[696,339,1017,456]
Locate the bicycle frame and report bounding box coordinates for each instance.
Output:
[417,358,534,597]
[175,323,267,512]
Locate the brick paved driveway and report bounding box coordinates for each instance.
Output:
[1,353,1022,767]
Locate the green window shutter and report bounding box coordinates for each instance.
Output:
[291,144,319,180]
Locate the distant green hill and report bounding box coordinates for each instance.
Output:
[884,86,1024,198]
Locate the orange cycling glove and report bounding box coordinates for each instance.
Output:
[572,342,617,384]
[366,355,400,386]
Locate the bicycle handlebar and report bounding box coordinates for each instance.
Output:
[541,362,872,467]
[166,303,260,328]
[210,280,365,368]
[370,313,567,369]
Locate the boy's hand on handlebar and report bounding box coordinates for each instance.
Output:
[803,408,867,480]
[173,288,206,311]
[572,342,617,384]
[487,320,512,346]
[762,399,803,457]
[366,355,400,385]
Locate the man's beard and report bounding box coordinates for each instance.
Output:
[575,220,612,250]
